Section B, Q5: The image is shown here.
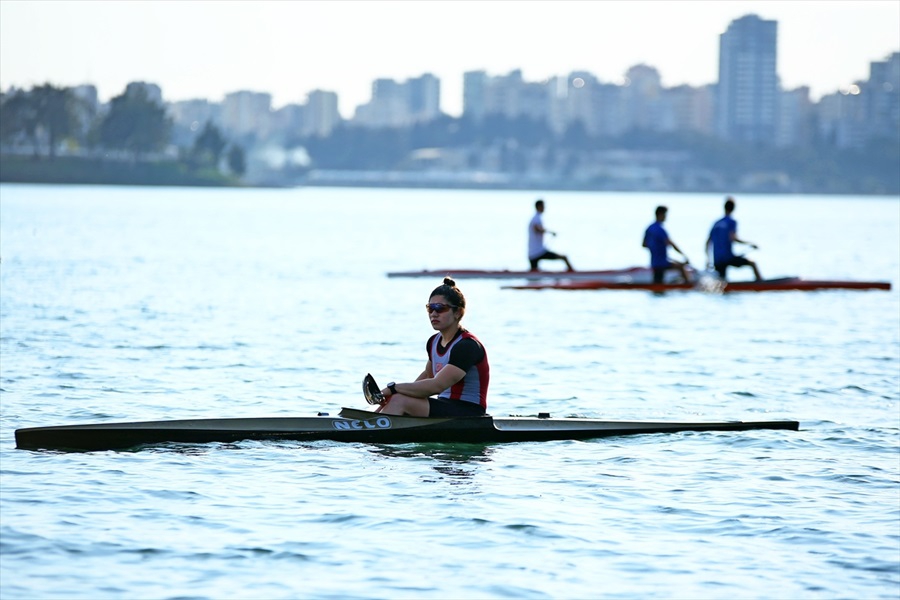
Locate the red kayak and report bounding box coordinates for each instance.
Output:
[503,277,892,292]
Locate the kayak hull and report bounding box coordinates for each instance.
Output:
[504,277,892,292]
[15,408,800,452]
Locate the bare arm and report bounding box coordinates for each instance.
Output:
[414,361,432,382]
[383,363,466,399]
[731,232,758,249]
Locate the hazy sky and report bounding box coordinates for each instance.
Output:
[2,1,898,117]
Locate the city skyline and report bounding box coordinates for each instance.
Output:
[1,1,898,118]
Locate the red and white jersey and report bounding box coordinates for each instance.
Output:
[428,330,490,409]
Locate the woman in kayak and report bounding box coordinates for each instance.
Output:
[376,277,489,417]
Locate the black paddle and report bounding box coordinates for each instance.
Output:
[363,373,385,405]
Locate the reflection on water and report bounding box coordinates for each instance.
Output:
[369,443,495,482]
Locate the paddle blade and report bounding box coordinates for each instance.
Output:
[363,373,385,405]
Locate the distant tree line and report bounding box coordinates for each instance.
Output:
[0,83,245,177]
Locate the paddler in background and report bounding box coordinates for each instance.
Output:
[528,199,575,271]
[706,197,762,281]
[376,277,490,417]
[642,205,692,284]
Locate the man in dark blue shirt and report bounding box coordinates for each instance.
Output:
[642,205,691,284]
[706,197,761,281]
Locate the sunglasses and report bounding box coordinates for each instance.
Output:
[426,303,457,314]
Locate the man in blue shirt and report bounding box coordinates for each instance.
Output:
[706,197,761,281]
[642,205,691,284]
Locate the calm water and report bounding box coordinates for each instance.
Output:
[1,184,898,599]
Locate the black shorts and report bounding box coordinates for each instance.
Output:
[428,397,486,418]
[529,251,565,270]
[714,256,752,277]
[652,265,673,284]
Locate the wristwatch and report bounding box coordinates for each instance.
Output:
[387,382,398,395]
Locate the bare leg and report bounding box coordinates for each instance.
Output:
[378,394,430,417]
[665,261,689,283]
[750,261,762,281]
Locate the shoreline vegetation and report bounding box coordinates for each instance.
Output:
[0,155,242,188]
[2,154,898,195]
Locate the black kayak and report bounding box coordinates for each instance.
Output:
[15,408,800,452]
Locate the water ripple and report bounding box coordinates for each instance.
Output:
[2,187,898,599]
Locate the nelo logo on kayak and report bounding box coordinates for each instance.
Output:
[332,417,392,431]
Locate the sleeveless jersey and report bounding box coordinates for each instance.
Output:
[428,331,490,409]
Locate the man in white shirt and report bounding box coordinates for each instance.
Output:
[528,199,574,271]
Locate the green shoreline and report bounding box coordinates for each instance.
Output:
[3,154,898,195]
[0,156,242,187]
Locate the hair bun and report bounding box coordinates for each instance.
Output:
[431,277,466,310]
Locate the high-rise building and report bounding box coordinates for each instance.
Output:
[304,90,340,137]
[593,82,628,138]
[622,64,662,131]
[816,89,865,149]
[353,74,441,128]
[548,72,600,135]
[354,78,407,127]
[270,104,306,141]
[815,52,899,150]
[865,52,900,142]
[716,14,778,143]
[776,87,813,148]
[463,71,488,120]
[462,69,551,122]
[659,84,715,135]
[407,73,441,122]
[220,91,272,137]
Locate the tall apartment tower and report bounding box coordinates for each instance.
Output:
[716,14,778,143]
[353,74,441,127]
[865,52,900,141]
[407,73,441,121]
[463,71,487,120]
[304,90,340,137]
[220,91,272,136]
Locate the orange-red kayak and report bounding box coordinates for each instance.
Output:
[504,277,891,292]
